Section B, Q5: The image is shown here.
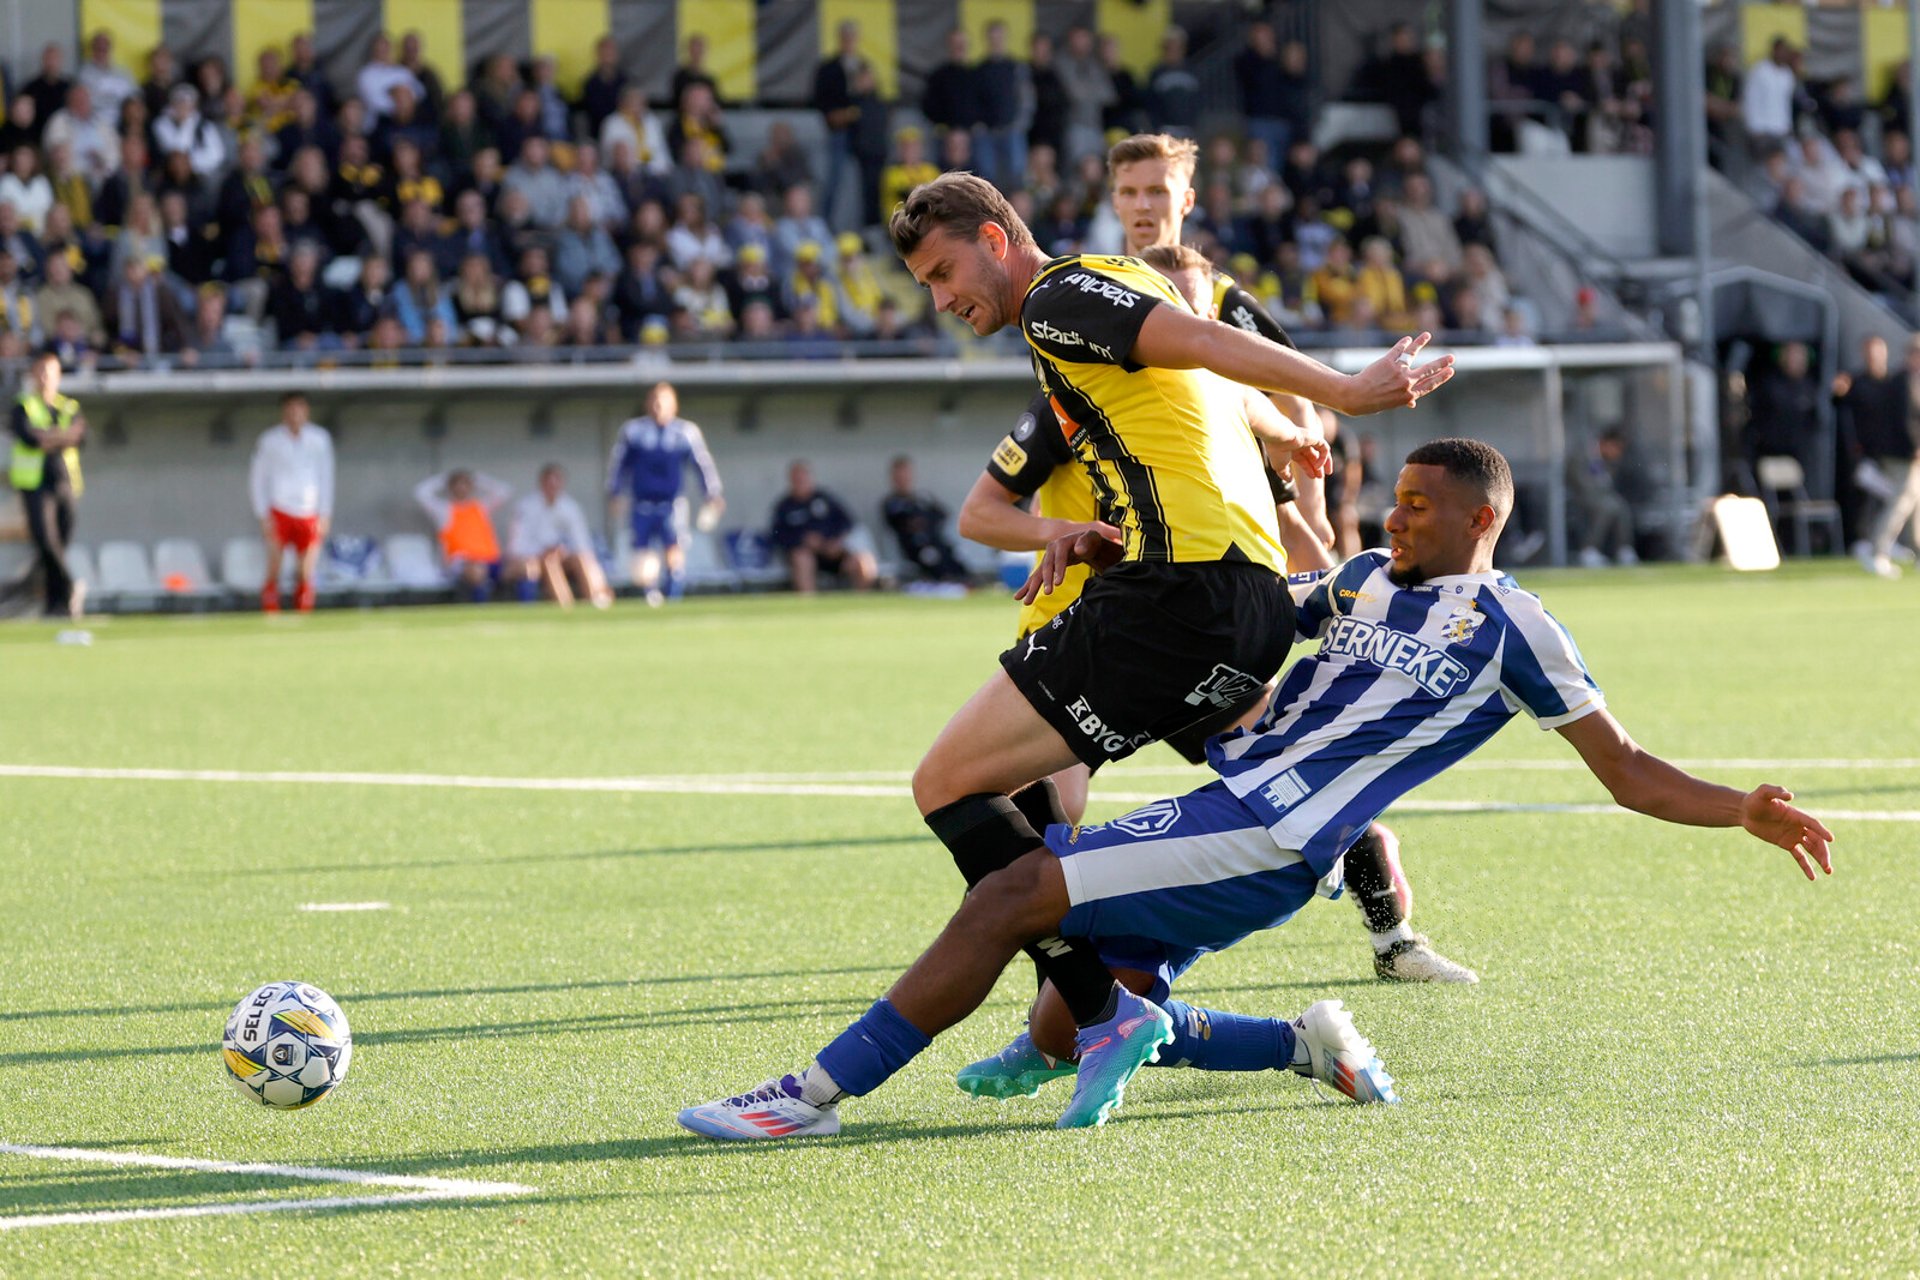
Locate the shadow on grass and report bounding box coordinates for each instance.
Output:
[0,964,902,1024]
[208,833,932,878]
[0,996,876,1067]
[1805,1051,1920,1067]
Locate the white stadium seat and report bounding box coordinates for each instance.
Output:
[97,540,160,612]
[221,538,267,594]
[681,530,738,591]
[382,534,446,589]
[153,538,223,604]
[66,543,96,592]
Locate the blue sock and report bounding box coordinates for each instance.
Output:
[813,999,933,1097]
[665,567,685,599]
[1150,1000,1296,1072]
[515,580,538,603]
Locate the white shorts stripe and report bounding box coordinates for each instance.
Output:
[1060,824,1303,907]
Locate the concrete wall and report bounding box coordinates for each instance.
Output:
[1489,156,1663,261]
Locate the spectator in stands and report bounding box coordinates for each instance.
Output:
[0,94,36,157]
[669,81,730,172]
[1742,38,1798,152]
[673,256,733,338]
[751,120,814,199]
[783,240,850,335]
[525,57,570,142]
[1355,236,1410,330]
[725,241,781,325]
[356,32,420,122]
[286,34,335,118]
[1771,176,1830,252]
[881,127,938,216]
[154,83,225,177]
[0,202,40,278]
[44,84,117,187]
[1148,27,1201,137]
[276,88,339,167]
[842,64,892,227]
[1836,334,1920,578]
[1024,31,1068,164]
[105,254,189,360]
[815,18,872,228]
[471,52,521,133]
[446,188,509,281]
[248,390,333,612]
[93,133,150,230]
[613,240,671,339]
[246,47,299,135]
[976,21,1025,192]
[269,242,337,350]
[109,192,164,280]
[158,190,213,285]
[0,146,52,233]
[580,36,628,138]
[504,136,568,229]
[393,247,455,344]
[373,84,436,166]
[216,133,276,241]
[1397,172,1463,281]
[673,34,719,109]
[562,142,622,227]
[437,89,489,182]
[554,194,620,295]
[924,28,982,155]
[7,349,87,619]
[725,190,776,260]
[334,252,393,339]
[1235,21,1295,170]
[23,45,71,139]
[34,251,102,351]
[771,459,874,594]
[505,462,611,608]
[416,468,510,600]
[396,30,444,121]
[772,183,835,274]
[1056,26,1114,167]
[503,244,565,338]
[667,191,729,271]
[451,251,505,344]
[881,454,968,587]
[0,247,35,346]
[78,29,137,128]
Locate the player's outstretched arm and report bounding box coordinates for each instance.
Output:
[1557,710,1835,879]
[1243,387,1331,477]
[1129,305,1455,416]
[957,472,1119,552]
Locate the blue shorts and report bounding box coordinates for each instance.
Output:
[629,499,686,551]
[1044,780,1331,1002]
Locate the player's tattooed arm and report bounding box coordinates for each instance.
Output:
[1557,709,1835,880]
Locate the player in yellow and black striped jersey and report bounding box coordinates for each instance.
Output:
[884,172,1455,1042]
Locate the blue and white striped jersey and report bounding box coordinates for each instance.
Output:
[607,416,723,506]
[1206,550,1605,872]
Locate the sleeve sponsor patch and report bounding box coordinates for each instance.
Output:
[992,436,1029,475]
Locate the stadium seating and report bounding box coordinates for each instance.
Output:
[1754,455,1844,557]
[97,540,160,613]
[220,538,267,600]
[381,534,447,592]
[153,538,224,609]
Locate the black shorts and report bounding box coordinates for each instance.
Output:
[1000,560,1296,769]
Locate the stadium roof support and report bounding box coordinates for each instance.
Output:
[1653,0,1706,259]
[1446,0,1488,156]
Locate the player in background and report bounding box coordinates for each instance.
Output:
[248,391,334,613]
[887,173,1452,1128]
[606,381,723,608]
[960,139,1472,983]
[677,439,1833,1140]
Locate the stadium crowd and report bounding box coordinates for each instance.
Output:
[0,17,1554,367]
[1709,35,1920,310]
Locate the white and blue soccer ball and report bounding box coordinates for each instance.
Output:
[222,981,353,1109]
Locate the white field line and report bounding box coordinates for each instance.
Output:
[0,763,1914,822]
[298,902,392,912]
[0,1143,531,1231]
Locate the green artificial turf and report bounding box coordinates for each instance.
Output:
[0,563,1915,1276]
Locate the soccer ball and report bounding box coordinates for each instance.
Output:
[222,981,353,1109]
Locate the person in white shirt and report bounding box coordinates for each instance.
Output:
[42,84,120,187]
[356,32,423,121]
[1741,38,1798,146]
[506,462,613,609]
[248,391,335,613]
[76,30,138,128]
[153,84,226,177]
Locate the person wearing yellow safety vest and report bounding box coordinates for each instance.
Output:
[8,349,87,618]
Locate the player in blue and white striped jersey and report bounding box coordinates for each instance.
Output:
[678,438,1834,1140]
[606,381,723,606]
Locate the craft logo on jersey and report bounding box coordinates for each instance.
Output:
[1321,616,1473,696]
[1065,695,1155,756]
[1184,663,1263,710]
[1029,318,1113,361]
[1063,272,1138,308]
[1441,606,1484,645]
[1112,797,1182,837]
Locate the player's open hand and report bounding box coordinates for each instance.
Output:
[1741,784,1834,880]
[1342,334,1456,415]
[1015,522,1123,603]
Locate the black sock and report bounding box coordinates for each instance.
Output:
[1344,826,1406,934]
[1009,778,1069,833]
[925,792,1115,1024]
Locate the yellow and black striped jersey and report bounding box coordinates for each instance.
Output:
[1019,254,1284,572]
[986,391,1098,637]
